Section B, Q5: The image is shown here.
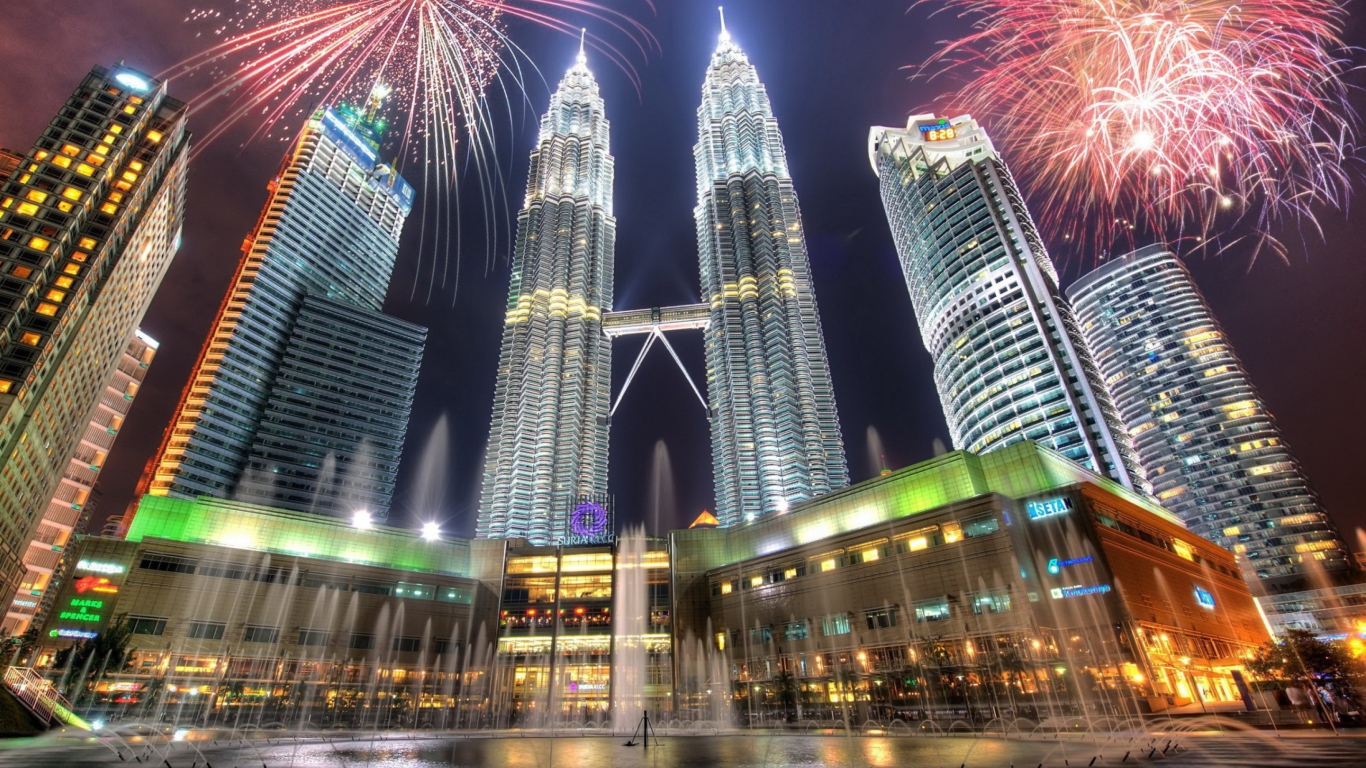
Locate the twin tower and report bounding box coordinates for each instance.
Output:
[477,26,848,542]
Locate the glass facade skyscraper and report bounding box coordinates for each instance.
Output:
[479,49,615,543]
[0,65,188,598]
[237,294,425,517]
[148,107,422,520]
[1067,245,1356,588]
[869,114,1144,490]
[696,25,848,525]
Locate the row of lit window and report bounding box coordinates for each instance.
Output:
[712,513,1002,597]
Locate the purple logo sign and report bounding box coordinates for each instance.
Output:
[570,502,609,539]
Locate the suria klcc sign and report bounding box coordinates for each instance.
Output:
[562,495,614,546]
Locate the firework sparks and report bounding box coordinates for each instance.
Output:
[171,0,654,299]
[918,0,1357,258]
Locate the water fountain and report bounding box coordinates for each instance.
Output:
[610,526,648,733]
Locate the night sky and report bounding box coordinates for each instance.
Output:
[0,1,1363,546]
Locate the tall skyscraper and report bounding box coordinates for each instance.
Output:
[696,22,848,525]
[237,294,425,516]
[1068,245,1357,588]
[147,106,422,520]
[0,65,188,599]
[869,114,1143,489]
[2,330,156,635]
[479,46,615,543]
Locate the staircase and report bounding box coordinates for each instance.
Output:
[2,666,91,730]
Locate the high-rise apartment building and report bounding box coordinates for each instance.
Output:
[696,24,848,525]
[147,106,421,520]
[2,330,156,635]
[0,65,188,598]
[237,294,425,517]
[869,114,1143,490]
[479,47,615,543]
[1067,245,1357,589]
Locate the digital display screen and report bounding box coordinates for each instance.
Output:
[918,120,956,142]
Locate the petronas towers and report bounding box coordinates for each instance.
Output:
[480,24,847,541]
[478,48,615,542]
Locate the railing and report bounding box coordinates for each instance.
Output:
[2,666,91,730]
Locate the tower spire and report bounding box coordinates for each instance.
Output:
[718,6,730,42]
[577,27,587,67]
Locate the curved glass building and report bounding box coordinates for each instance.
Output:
[1068,245,1357,587]
[696,24,848,525]
[478,48,615,543]
[869,114,1144,489]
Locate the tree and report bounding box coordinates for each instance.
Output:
[51,614,136,690]
[1246,629,1360,703]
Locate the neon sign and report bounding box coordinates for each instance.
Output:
[917,119,957,142]
[76,559,125,575]
[563,496,614,545]
[1050,584,1112,599]
[1047,555,1094,574]
[1194,586,1217,609]
[50,628,98,640]
[59,597,103,622]
[1027,497,1073,520]
[74,575,119,594]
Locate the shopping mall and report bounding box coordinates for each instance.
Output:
[33,442,1270,726]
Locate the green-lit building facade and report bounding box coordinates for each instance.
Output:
[37,443,1267,726]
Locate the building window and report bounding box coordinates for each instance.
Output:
[914,598,951,623]
[962,514,1000,538]
[243,625,280,644]
[971,591,1011,614]
[297,629,330,647]
[437,587,471,604]
[138,552,198,574]
[748,626,773,645]
[186,621,225,640]
[392,636,420,653]
[128,617,166,636]
[864,607,899,630]
[784,620,809,641]
[395,582,432,600]
[349,633,375,650]
[821,614,851,636]
[434,638,454,655]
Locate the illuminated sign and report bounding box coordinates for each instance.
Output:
[1194,586,1217,609]
[76,559,125,575]
[12,599,37,608]
[114,72,151,93]
[1026,497,1073,520]
[50,628,98,640]
[74,575,119,594]
[1047,555,1094,575]
[58,597,103,622]
[567,681,607,693]
[562,494,614,546]
[1050,584,1112,599]
[917,119,957,142]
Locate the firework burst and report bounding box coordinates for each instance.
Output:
[919,0,1357,258]
[171,0,654,299]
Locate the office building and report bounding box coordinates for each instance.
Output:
[236,295,425,517]
[479,46,616,543]
[146,106,421,519]
[1068,245,1361,633]
[868,114,1144,490]
[2,330,156,635]
[695,22,848,525]
[0,65,188,599]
